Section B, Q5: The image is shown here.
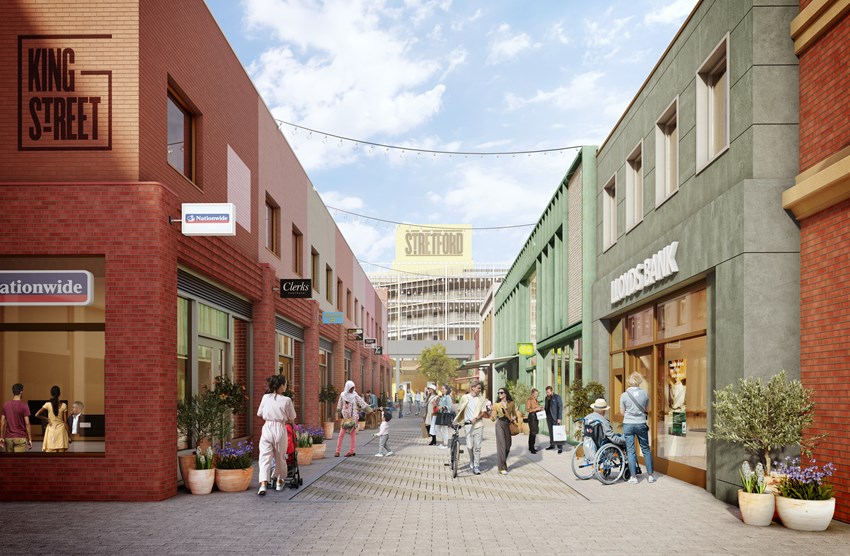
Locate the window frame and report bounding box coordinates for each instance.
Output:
[625,141,644,232]
[325,265,333,304]
[655,97,679,208]
[292,226,303,276]
[311,249,320,293]
[602,174,618,251]
[166,89,195,183]
[696,33,730,174]
[264,196,280,256]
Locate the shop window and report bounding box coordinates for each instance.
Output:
[344,356,351,382]
[655,98,679,206]
[277,333,293,388]
[696,34,729,172]
[0,256,105,454]
[603,175,617,250]
[265,197,280,256]
[625,142,643,231]
[198,303,229,339]
[626,307,654,348]
[177,297,189,402]
[657,289,707,340]
[311,249,320,293]
[166,90,194,181]
[292,226,304,276]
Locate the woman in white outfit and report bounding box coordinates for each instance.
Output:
[256,375,296,495]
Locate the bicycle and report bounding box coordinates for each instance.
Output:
[445,420,470,478]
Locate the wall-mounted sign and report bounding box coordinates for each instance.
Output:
[0,270,93,306]
[322,311,344,324]
[18,34,113,151]
[364,337,376,345]
[279,278,311,299]
[374,346,383,355]
[181,203,236,236]
[517,343,535,356]
[610,241,679,305]
[347,328,363,340]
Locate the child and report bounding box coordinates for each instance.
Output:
[373,409,393,457]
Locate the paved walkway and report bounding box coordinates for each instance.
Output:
[1,415,848,555]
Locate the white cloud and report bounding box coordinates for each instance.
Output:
[318,191,364,211]
[644,0,696,26]
[486,23,541,65]
[546,21,569,45]
[583,8,632,63]
[336,221,396,262]
[505,71,620,114]
[441,47,467,80]
[244,0,447,170]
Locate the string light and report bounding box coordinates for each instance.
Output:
[326,206,534,230]
[276,119,582,157]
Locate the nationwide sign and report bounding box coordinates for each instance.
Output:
[610,241,679,305]
[181,203,236,236]
[0,270,94,306]
[321,311,344,324]
[279,279,312,299]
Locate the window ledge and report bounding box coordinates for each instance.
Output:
[695,144,729,176]
[655,188,679,210]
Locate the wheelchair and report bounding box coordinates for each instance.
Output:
[569,418,629,484]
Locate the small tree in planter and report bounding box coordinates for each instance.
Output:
[566,379,606,440]
[707,370,824,475]
[319,384,338,438]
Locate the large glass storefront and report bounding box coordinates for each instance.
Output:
[609,284,707,485]
[1,257,105,454]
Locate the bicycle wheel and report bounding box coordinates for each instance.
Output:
[594,444,625,485]
[570,443,595,480]
[451,437,460,478]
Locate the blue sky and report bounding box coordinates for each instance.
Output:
[204,0,698,266]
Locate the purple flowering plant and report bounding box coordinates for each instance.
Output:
[309,427,325,445]
[214,440,254,470]
[774,457,835,501]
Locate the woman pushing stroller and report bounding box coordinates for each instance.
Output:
[256,374,296,495]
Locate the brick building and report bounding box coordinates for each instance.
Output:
[783,0,850,523]
[0,0,389,501]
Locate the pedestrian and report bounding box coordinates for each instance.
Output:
[491,387,517,475]
[424,383,438,445]
[620,372,656,483]
[584,398,625,446]
[436,384,453,449]
[0,383,33,453]
[373,409,393,457]
[544,385,564,453]
[256,374,296,495]
[336,380,369,457]
[414,390,422,415]
[454,379,490,475]
[397,387,405,418]
[405,388,413,415]
[525,387,541,454]
[34,385,69,453]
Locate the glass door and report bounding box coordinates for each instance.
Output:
[197,339,227,395]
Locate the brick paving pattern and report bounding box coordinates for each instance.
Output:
[1,416,848,554]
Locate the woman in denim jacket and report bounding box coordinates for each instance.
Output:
[619,372,656,484]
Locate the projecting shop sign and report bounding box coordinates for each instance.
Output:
[279,279,312,299]
[181,203,236,236]
[610,241,679,305]
[322,311,344,324]
[0,270,94,306]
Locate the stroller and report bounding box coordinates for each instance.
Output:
[269,423,303,490]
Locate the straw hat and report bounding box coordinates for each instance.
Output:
[590,398,610,411]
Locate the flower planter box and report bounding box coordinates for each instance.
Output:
[776,496,836,531]
[296,448,313,466]
[214,467,253,492]
[738,490,775,526]
[311,442,326,460]
[187,468,215,495]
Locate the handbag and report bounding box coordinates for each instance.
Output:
[509,422,520,436]
[435,411,455,426]
[340,418,357,431]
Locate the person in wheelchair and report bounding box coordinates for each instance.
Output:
[583,398,625,448]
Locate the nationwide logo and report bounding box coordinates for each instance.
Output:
[185,214,230,224]
[0,270,94,306]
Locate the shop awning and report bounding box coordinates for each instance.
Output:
[456,355,518,371]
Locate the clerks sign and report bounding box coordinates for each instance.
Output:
[0,271,94,306]
[18,34,113,150]
[279,279,312,299]
[610,241,679,305]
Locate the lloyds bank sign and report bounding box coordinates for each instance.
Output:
[610,241,679,305]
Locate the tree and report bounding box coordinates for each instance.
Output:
[506,380,532,411]
[418,344,458,389]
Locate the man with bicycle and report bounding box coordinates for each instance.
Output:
[453,380,490,475]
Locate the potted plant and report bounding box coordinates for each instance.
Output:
[506,380,532,434]
[295,429,313,466]
[737,461,775,526]
[176,391,221,486]
[186,446,215,495]
[773,458,836,531]
[566,379,606,440]
[309,427,326,460]
[707,371,823,476]
[214,440,254,492]
[319,384,338,439]
[210,375,246,446]
[357,413,366,431]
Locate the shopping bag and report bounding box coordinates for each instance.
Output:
[552,424,567,442]
[535,410,546,421]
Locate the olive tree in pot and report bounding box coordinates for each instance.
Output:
[506,380,532,434]
[176,391,224,485]
[319,384,337,439]
[566,380,606,440]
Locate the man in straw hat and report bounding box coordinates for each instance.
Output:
[583,398,625,448]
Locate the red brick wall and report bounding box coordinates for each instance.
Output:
[799,197,850,522]
[798,11,850,172]
[233,318,248,437]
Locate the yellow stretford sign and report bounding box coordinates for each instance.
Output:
[517,343,535,356]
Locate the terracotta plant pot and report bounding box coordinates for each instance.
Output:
[178,454,196,486]
[187,468,215,495]
[776,496,836,531]
[311,442,326,460]
[738,490,776,526]
[296,448,313,466]
[357,421,366,431]
[323,421,335,440]
[214,467,253,492]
